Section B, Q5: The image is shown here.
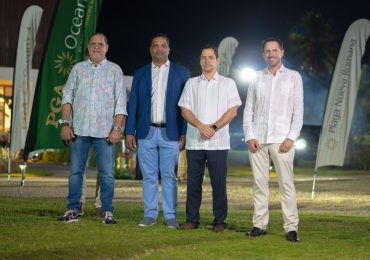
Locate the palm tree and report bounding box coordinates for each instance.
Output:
[289,12,338,77]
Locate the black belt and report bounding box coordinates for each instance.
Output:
[150,123,166,128]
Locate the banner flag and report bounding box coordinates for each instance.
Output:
[24,0,103,156]
[217,37,239,76]
[315,19,370,170]
[10,5,43,153]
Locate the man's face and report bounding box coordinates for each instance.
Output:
[150,37,170,63]
[263,41,284,68]
[88,34,108,64]
[200,48,218,74]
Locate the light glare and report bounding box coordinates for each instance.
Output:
[240,67,256,82]
[295,138,307,150]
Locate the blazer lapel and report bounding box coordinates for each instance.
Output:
[166,62,175,100]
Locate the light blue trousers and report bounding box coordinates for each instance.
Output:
[138,126,179,220]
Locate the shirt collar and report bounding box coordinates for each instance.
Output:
[200,71,220,81]
[152,60,170,69]
[264,64,285,75]
[88,57,107,67]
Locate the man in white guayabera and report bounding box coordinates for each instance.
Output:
[243,37,303,242]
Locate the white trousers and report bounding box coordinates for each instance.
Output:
[249,143,299,232]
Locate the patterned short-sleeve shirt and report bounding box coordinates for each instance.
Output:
[62,58,127,138]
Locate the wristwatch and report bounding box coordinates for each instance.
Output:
[58,119,70,127]
[211,124,218,131]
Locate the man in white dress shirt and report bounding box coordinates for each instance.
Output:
[178,44,241,232]
[243,37,303,242]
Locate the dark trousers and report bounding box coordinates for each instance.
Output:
[185,149,228,227]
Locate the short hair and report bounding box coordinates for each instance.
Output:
[150,33,170,48]
[261,37,284,52]
[200,44,219,58]
[89,32,108,45]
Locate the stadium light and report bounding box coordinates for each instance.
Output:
[295,138,307,150]
[239,67,256,83]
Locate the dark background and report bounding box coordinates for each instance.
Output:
[97,0,370,126]
[2,0,370,126]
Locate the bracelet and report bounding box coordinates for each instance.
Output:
[113,126,123,132]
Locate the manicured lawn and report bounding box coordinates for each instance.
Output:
[1,197,369,259]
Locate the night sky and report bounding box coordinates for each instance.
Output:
[96,0,370,126]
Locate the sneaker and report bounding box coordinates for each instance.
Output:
[57,209,78,223]
[138,217,156,227]
[103,212,117,224]
[166,218,179,229]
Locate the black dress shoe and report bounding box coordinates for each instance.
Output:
[245,227,267,237]
[286,230,299,242]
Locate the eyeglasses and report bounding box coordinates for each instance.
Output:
[89,42,105,47]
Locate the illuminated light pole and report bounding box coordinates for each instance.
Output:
[19,163,27,194]
[239,67,256,83]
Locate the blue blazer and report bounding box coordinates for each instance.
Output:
[125,62,190,141]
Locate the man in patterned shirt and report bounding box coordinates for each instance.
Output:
[243,37,303,242]
[57,33,127,224]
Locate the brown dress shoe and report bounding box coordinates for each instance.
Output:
[179,222,196,230]
[95,207,104,219]
[213,224,225,233]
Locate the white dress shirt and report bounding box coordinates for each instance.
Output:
[243,64,304,144]
[178,72,242,150]
[151,60,170,123]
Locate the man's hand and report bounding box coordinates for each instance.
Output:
[279,138,294,153]
[198,124,215,140]
[125,135,137,151]
[178,134,186,150]
[247,139,260,153]
[107,130,122,144]
[61,126,75,147]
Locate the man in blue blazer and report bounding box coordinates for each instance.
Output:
[125,33,189,228]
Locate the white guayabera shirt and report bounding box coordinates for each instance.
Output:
[178,72,242,150]
[151,60,170,124]
[243,64,304,144]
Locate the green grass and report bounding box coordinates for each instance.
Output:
[0,197,369,259]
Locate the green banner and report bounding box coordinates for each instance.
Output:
[25,0,103,155]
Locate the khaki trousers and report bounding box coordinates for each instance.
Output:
[81,173,101,208]
[249,143,298,232]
